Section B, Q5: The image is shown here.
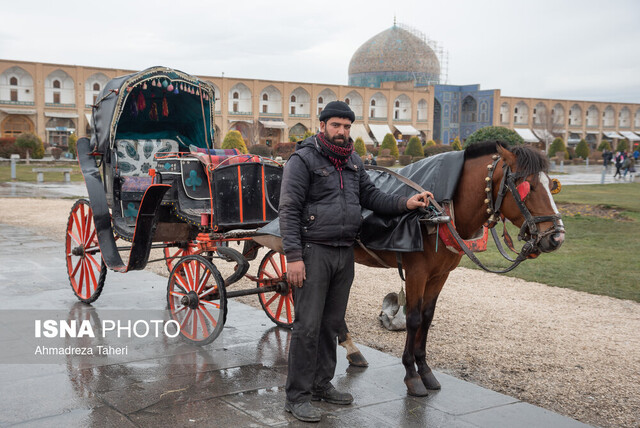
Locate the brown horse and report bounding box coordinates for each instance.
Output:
[345,141,565,396]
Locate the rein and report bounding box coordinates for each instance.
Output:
[362,155,563,275]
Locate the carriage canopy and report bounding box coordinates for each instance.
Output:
[90,66,216,153]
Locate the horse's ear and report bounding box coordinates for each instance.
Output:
[496,144,516,169]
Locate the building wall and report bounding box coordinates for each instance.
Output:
[496,95,640,146]
[2,59,639,150]
[433,84,496,144]
[0,59,435,147]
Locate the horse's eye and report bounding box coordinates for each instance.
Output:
[550,178,561,194]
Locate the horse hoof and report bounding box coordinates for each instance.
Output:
[420,370,441,390]
[347,352,369,367]
[405,376,428,397]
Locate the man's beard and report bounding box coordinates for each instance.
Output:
[327,133,347,146]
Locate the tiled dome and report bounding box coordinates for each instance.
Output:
[348,25,440,88]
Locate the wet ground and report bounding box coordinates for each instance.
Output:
[0,222,591,427]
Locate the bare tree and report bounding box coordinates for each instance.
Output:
[243,121,263,147]
[533,108,564,154]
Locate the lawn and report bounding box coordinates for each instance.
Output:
[458,183,640,302]
[0,163,84,182]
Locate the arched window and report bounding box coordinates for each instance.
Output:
[233,92,239,99]
[318,96,324,104]
[290,95,296,103]
[53,80,61,89]
[9,77,18,86]
[262,93,268,101]
[92,83,100,91]
[395,101,400,108]
[370,99,376,106]
[2,115,34,137]
[345,98,350,105]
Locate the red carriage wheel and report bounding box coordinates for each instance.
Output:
[257,250,294,328]
[163,242,200,272]
[167,255,226,345]
[65,199,106,303]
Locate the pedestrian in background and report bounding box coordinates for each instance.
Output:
[613,151,624,179]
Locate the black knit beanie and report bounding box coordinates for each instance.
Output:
[319,100,355,123]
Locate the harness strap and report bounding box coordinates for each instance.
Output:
[355,239,395,269]
[396,253,405,282]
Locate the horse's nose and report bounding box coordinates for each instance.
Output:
[548,231,565,250]
[539,231,564,252]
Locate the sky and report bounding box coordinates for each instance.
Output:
[2,0,640,103]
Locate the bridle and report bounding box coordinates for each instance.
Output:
[481,154,565,268]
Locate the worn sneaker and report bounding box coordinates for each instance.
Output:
[284,400,321,423]
[311,384,353,405]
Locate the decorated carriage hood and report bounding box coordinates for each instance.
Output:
[90,66,216,153]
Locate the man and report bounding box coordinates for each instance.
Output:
[279,100,431,423]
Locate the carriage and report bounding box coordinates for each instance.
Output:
[66,66,293,345]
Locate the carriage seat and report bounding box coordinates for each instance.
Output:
[115,139,180,224]
[115,139,180,177]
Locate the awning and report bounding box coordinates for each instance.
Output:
[350,124,373,145]
[619,131,640,141]
[44,111,79,119]
[228,119,253,124]
[85,113,93,129]
[586,131,599,135]
[513,128,539,143]
[0,108,36,115]
[394,125,420,136]
[259,120,287,129]
[368,124,394,144]
[533,129,555,142]
[603,131,625,139]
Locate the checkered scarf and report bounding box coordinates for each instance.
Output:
[316,132,354,188]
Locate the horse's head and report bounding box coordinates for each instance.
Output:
[492,144,565,255]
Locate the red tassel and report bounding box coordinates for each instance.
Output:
[137,91,146,111]
[162,95,168,117]
[149,102,158,121]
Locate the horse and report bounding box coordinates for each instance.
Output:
[341,141,565,396]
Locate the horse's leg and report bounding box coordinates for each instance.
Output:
[414,274,449,390]
[338,321,368,367]
[402,297,428,396]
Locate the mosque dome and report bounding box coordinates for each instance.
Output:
[348,25,440,88]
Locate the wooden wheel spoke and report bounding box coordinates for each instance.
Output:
[260,271,276,280]
[67,230,82,247]
[169,290,187,298]
[71,211,82,241]
[274,296,285,320]
[70,257,82,278]
[196,309,209,337]
[265,293,279,307]
[200,300,220,309]
[86,253,101,270]
[285,296,293,323]
[198,285,218,300]
[180,309,193,332]
[173,270,190,293]
[268,256,282,277]
[200,305,218,327]
[196,270,212,294]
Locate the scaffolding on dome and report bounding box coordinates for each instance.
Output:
[398,23,449,85]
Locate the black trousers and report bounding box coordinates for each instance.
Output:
[285,243,354,403]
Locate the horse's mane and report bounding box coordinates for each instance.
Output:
[464,141,549,178]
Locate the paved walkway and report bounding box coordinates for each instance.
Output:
[0,223,590,427]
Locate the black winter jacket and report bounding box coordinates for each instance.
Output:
[279,135,409,262]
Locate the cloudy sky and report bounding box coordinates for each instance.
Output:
[2,0,639,103]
